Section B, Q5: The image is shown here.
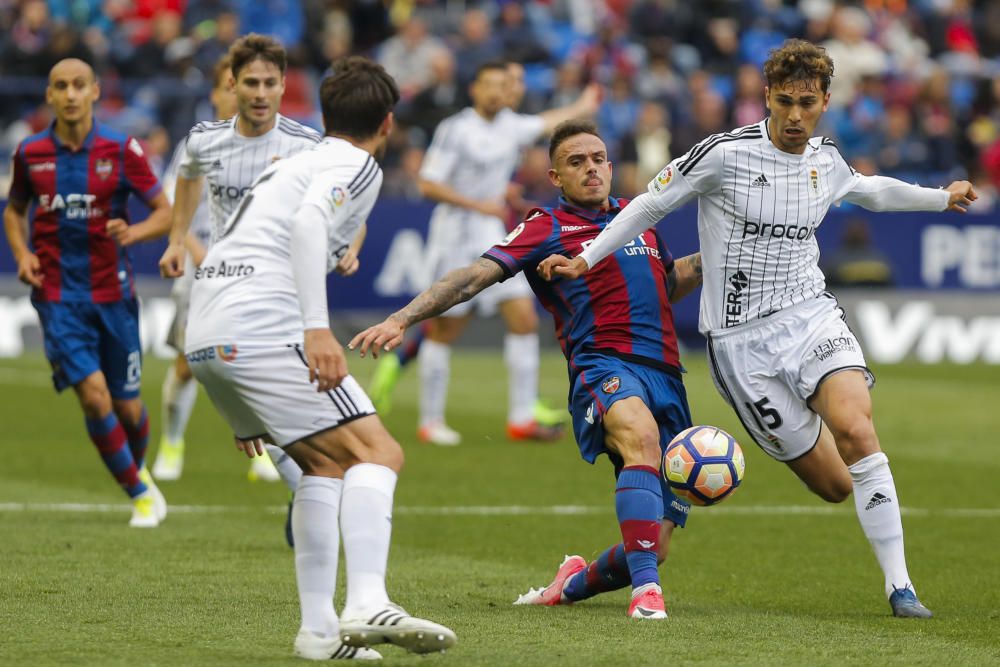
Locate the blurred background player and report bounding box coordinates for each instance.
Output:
[366,59,535,417]
[179,56,455,660]
[154,34,323,488]
[545,39,979,618]
[351,120,703,619]
[3,58,171,527]
[152,55,241,481]
[372,60,601,446]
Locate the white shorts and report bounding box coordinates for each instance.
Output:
[705,294,874,462]
[426,208,532,317]
[186,343,375,447]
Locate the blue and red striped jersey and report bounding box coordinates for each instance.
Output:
[483,196,681,372]
[8,122,162,303]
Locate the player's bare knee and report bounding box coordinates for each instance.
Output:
[832,419,879,462]
[75,381,112,417]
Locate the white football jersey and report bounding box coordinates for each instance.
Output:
[420,106,544,213]
[641,119,947,332]
[178,113,321,241]
[185,137,382,350]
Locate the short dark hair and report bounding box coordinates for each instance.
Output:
[474,60,509,81]
[549,119,601,160]
[212,55,233,89]
[763,39,834,93]
[320,57,400,139]
[228,33,286,78]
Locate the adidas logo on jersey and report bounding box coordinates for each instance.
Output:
[865,492,891,510]
[751,174,770,187]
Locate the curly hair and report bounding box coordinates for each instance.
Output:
[763,39,834,93]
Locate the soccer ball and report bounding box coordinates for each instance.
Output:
[662,426,745,506]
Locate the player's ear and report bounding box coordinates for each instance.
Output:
[763,85,771,111]
[821,91,831,112]
[380,111,395,138]
[547,167,561,188]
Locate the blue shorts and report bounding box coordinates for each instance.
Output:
[32,299,143,398]
[568,352,693,527]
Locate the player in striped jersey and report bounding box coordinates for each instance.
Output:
[543,39,979,618]
[179,57,455,660]
[4,58,171,526]
[350,121,704,619]
[155,35,322,488]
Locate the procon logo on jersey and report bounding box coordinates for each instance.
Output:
[37,193,101,219]
[209,183,251,201]
[194,260,255,280]
[741,221,817,241]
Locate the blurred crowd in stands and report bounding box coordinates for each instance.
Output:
[1,0,999,212]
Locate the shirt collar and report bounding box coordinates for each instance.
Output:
[557,196,622,221]
[48,120,97,151]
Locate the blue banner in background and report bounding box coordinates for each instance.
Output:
[2,198,997,341]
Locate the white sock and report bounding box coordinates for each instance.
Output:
[848,452,913,597]
[293,475,344,637]
[504,333,539,425]
[264,443,303,492]
[340,463,397,616]
[418,340,450,428]
[161,365,197,445]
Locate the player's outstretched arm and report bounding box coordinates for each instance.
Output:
[666,253,703,304]
[349,258,505,357]
[538,83,602,135]
[418,178,507,218]
[3,199,43,288]
[159,175,205,277]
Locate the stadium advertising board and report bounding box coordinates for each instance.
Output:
[0,199,997,362]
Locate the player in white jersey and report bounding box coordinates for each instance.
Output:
[152,55,236,482]
[541,39,978,619]
[411,60,600,446]
[162,57,456,661]
[154,36,321,490]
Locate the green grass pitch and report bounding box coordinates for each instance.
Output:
[0,351,998,665]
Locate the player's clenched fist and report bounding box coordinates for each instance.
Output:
[944,180,977,213]
[348,316,406,358]
[159,241,186,278]
[537,254,589,281]
[106,218,136,246]
[304,328,348,392]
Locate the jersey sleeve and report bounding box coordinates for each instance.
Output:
[123,137,163,203]
[825,140,949,211]
[7,144,31,203]
[177,130,205,179]
[482,209,556,280]
[160,138,187,204]
[419,118,461,184]
[508,112,546,148]
[645,138,723,213]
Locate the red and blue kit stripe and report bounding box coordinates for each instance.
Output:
[8,122,162,303]
[483,197,681,373]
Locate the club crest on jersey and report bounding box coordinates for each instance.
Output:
[500,222,525,246]
[651,165,672,192]
[95,158,113,180]
[602,376,620,394]
[809,168,819,192]
[216,345,238,362]
[331,186,347,207]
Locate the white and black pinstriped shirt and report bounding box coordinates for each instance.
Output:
[185,137,382,351]
[178,113,321,242]
[580,119,950,334]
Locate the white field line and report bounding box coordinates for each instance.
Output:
[0,502,998,518]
